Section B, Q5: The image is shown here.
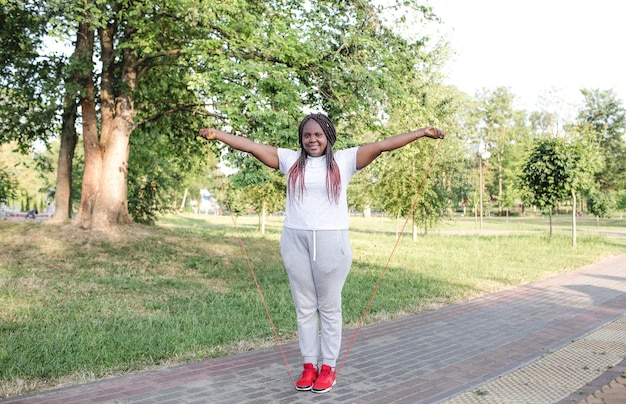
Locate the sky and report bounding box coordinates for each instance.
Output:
[427,0,626,112]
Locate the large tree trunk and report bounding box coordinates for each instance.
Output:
[75,24,134,229]
[49,24,91,223]
[50,91,77,222]
[74,81,102,227]
[74,24,101,228]
[91,111,133,228]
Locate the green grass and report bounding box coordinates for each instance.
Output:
[1,213,625,397]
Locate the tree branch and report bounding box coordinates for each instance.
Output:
[135,49,183,80]
[134,104,220,127]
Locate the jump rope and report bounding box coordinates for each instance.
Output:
[203,134,444,387]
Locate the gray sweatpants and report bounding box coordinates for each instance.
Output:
[280,228,352,367]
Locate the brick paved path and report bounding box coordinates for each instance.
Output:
[2,254,626,404]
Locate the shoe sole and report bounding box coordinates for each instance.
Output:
[311,380,336,394]
[295,386,312,391]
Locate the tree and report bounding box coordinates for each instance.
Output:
[587,191,615,225]
[520,138,599,246]
[576,88,626,193]
[373,147,434,237]
[127,90,212,224]
[437,88,482,217]
[474,87,527,216]
[363,76,455,237]
[232,167,286,234]
[521,139,568,237]
[49,0,264,229]
[0,1,63,150]
[1,1,68,215]
[0,163,18,206]
[49,21,89,222]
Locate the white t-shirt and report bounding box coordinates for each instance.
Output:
[278,147,359,230]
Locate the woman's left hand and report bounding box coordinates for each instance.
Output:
[199,128,218,140]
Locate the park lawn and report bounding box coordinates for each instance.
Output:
[1,214,625,398]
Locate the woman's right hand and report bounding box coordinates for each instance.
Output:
[422,127,445,140]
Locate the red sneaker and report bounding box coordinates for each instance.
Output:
[311,364,336,393]
[295,363,318,391]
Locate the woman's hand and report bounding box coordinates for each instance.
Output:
[199,128,219,140]
[421,127,445,140]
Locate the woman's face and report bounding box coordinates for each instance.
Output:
[301,119,328,157]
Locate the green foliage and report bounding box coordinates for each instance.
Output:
[0,1,64,150]
[473,87,529,214]
[0,163,18,205]
[371,143,448,232]
[520,139,565,211]
[239,170,286,216]
[617,190,626,211]
[188,0,445,216]
[428,89,479,211]
[520,138,599,212]
[577,89,626,192]
[350,61,457,229]
[0,144,54,210]
[225,187,249,217]
[587,191,615,219]
[128,115,210,224]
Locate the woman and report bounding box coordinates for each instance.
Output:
[199,114,444,393]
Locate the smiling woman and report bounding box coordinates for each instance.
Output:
[199,113,443,393]
[301,118,329,157]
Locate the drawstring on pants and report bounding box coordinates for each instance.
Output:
[312,230,317,261]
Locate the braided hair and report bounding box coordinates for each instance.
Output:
[287,113,341,203]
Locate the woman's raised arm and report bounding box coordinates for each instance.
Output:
[356,127,444,170]
[200,128,279,169]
